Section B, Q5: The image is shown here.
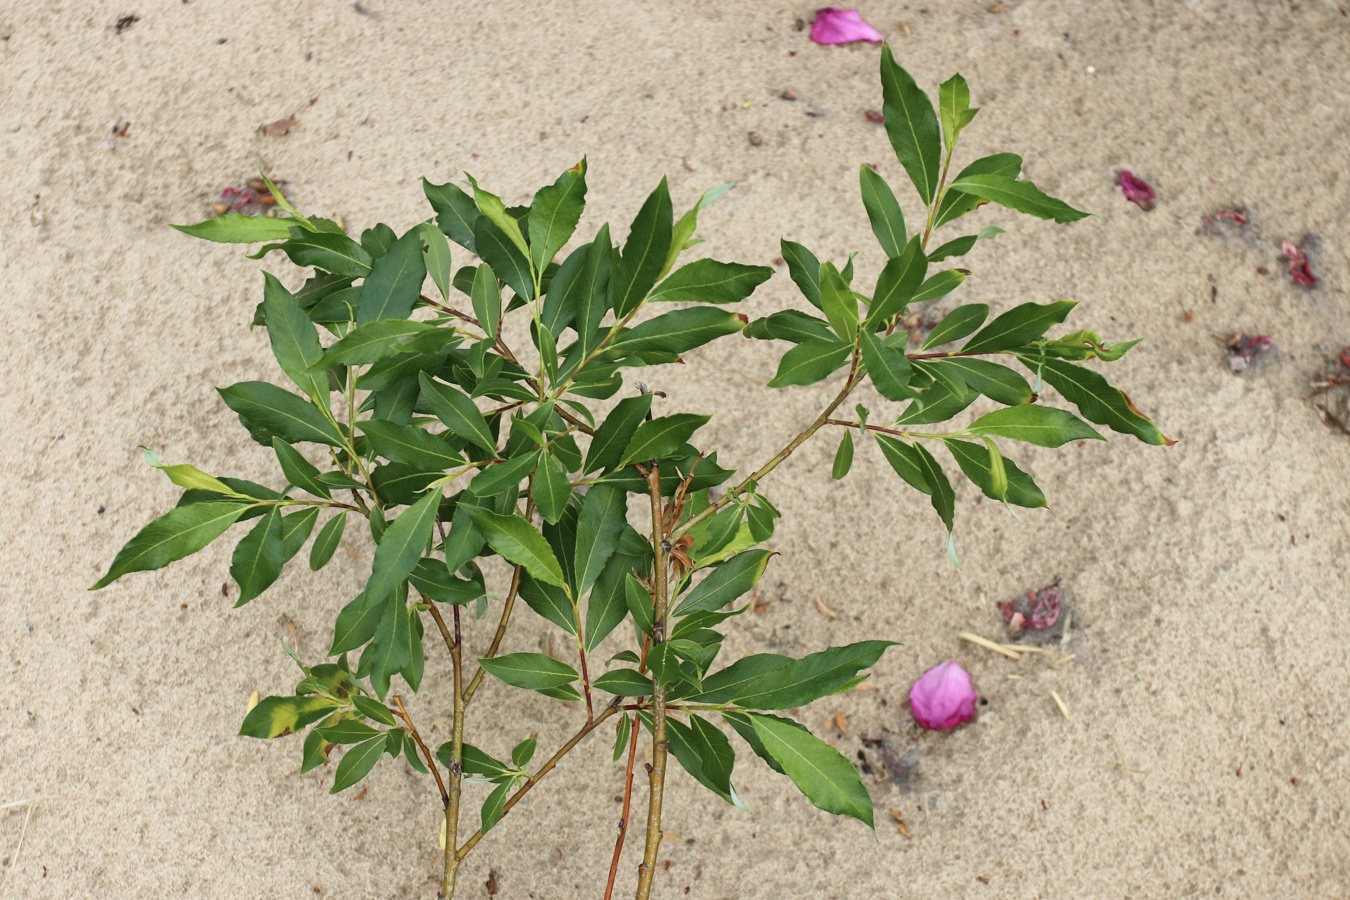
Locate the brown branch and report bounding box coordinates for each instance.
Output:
[604,712,643,900]
[442,605,466,897]
[392,695,447,806]
[635,462,671,900]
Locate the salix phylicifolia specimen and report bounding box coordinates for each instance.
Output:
[93,47,1169,899]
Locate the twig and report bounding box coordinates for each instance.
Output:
[635,462,671,900]
[442,605,466,897]
[604,713,643,900]
[393,696,448,806]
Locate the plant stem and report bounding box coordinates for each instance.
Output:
[825,418,962,441]
[454,706,618,861]
[604,711,643,900]
[635,462,671,900]
[392,695,448,805]
[672,354,862,540]
[442,605,465,898]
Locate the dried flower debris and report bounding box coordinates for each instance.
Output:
[210,177,289,217]
[1117,170,1155,210]
[1281,237,1318,287]
[1226,333,1275,373]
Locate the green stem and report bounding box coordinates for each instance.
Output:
[634,463,670,900]
[825,419,966,441]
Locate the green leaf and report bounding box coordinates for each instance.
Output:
[512,736,538,769]
[318,718,382,744]
[465,174,532,261]
[470,450,540,499]
[465,508,566,587]
[879,46,942,205]
[967,404,1103,448]
[894,377,974,426]
[744,310,834,344]
[831,430,854,480]
[363,420,463,470]
[946,174,1089,224]
[364,489,442,603]
[767,339,851,389]
[230,507,286,605]
[726,641,894,710]
[620,414,711,467]
[331,591,385,654]
[860,330,916,402]
[574,484,627,596]
[911,441,957,538]
[361,223,397,258]
[607,307,746,358]
[910,270,966,306]
[470,262,502,339]
[478,652,581,698]
[272,438,331,499]
[331,734,388,793]
[742,712,874,827]
[353,696,397,727]
[583,395,652,474]
[928,225,1003,262]
[625,574,654,637]
[409,558,485,605]
[361,595,417,698]
[662,182,734,278]
[218,382,345,447]
[874,434,928,494]
[420,221,453,300]
[140,449,244,499]
[921,304,989,350]
[945,439,1045,508]
[262,273,326,399]
[519,571,577,634]
[280,508,319,563]
[609,177,673,317]
[672,549,773,616]
[572,224,614,356]
[938,73,976,151]
[858,166,907,258]
[532,452,572,525]
[593,668,653,697]
[423,178,481,252]
[780,239,822,309]
[315,320,434,369]
[239,695,340,739]
[817,262,857,344]
[649,259,772,305]
[933,153,1023,229]
[419,373,496,456]
[281,228,373,277]
[172,213,296,244]
[930,358,1033,406]
[865,237,926,328]
[1022,356,1174,446]
[436,742,513,780]
[961,300,1077,354]
[357,227,427,325]
[613,712,634,761]
[528,160,588,273]
[479,777,520,834]
[585,535,644,652]
[91,501,249,590]
[310,512,348,570]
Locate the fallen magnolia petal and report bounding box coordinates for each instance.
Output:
[1289,260,1317,287]
[909,660,977,731]
[810,7,884,44]
[1117,170,1156,210]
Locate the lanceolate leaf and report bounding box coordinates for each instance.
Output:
[620,414,711,466]
[911,440,957,538]
[273,438,331,499]
[780,239,822,309]
[423,178,481,252]
[519,572,577,634]
[663,182,735,277]
[528,161,588,273]
[572,224,614,357]
[360,420,463,471]
[331,734,388,793]
[860,330,916,402]
[475,218,534,300]
[607,307,746,358]
[574,484,627,596]
[421,221,453,300]
[91,501,250,590]
[315,320,435,369]
[583,393,652,473]
[357,227,427,325]
[927,225,1003,262]
[649,259,773,305]
[1022,356,1175,446]
[865,238,926,328]
[858,165,907,258]
[879,46,942,206]
[672,549,773,616]
[172,213,296,244]
[218,382,345,447]
[310,512,348,570]
[466,507,566,587]
[418,373,496,456]
[532,452,572,525]
[593,668,653,697]
[364,489,442,604]
[909,269,966,306]
[946,174,1089,224]
[921,304,988,350]
[740,712,874,828]
[330,590,385,654]
[744,310,834,344]
[933,153,1023,229]
[239,695,340,739]
[818,262,858,344]
[230,507,286,605]
[465,174,530,259]
[262,273,325,399]
[944,439,1046,508]
[479,653,581,696]
[609,177,673,317]
[938,73,976,150]
[728,640,895,709]
[767,339,851,389]
[832,430,855,479]
[930,358,1033,406]
[874,434,929,494]
[280,508,319,563]
[961,300,1077,354]
[282,229,373,278]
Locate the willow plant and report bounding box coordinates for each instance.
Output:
[93,48,1168,898]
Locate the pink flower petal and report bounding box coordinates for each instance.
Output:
[1118,170,1156,210]
[1289,260,1317,287]
[810,8,884,45]
[909,661,977,731]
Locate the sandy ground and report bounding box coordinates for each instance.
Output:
[3,0,1349,897]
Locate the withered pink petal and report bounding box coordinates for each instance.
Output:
[1289,260,1317,287]
[1118,170,1156,210]
[810,8,884,44]
[909,660,977,731]
[1281,239,1306,264]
